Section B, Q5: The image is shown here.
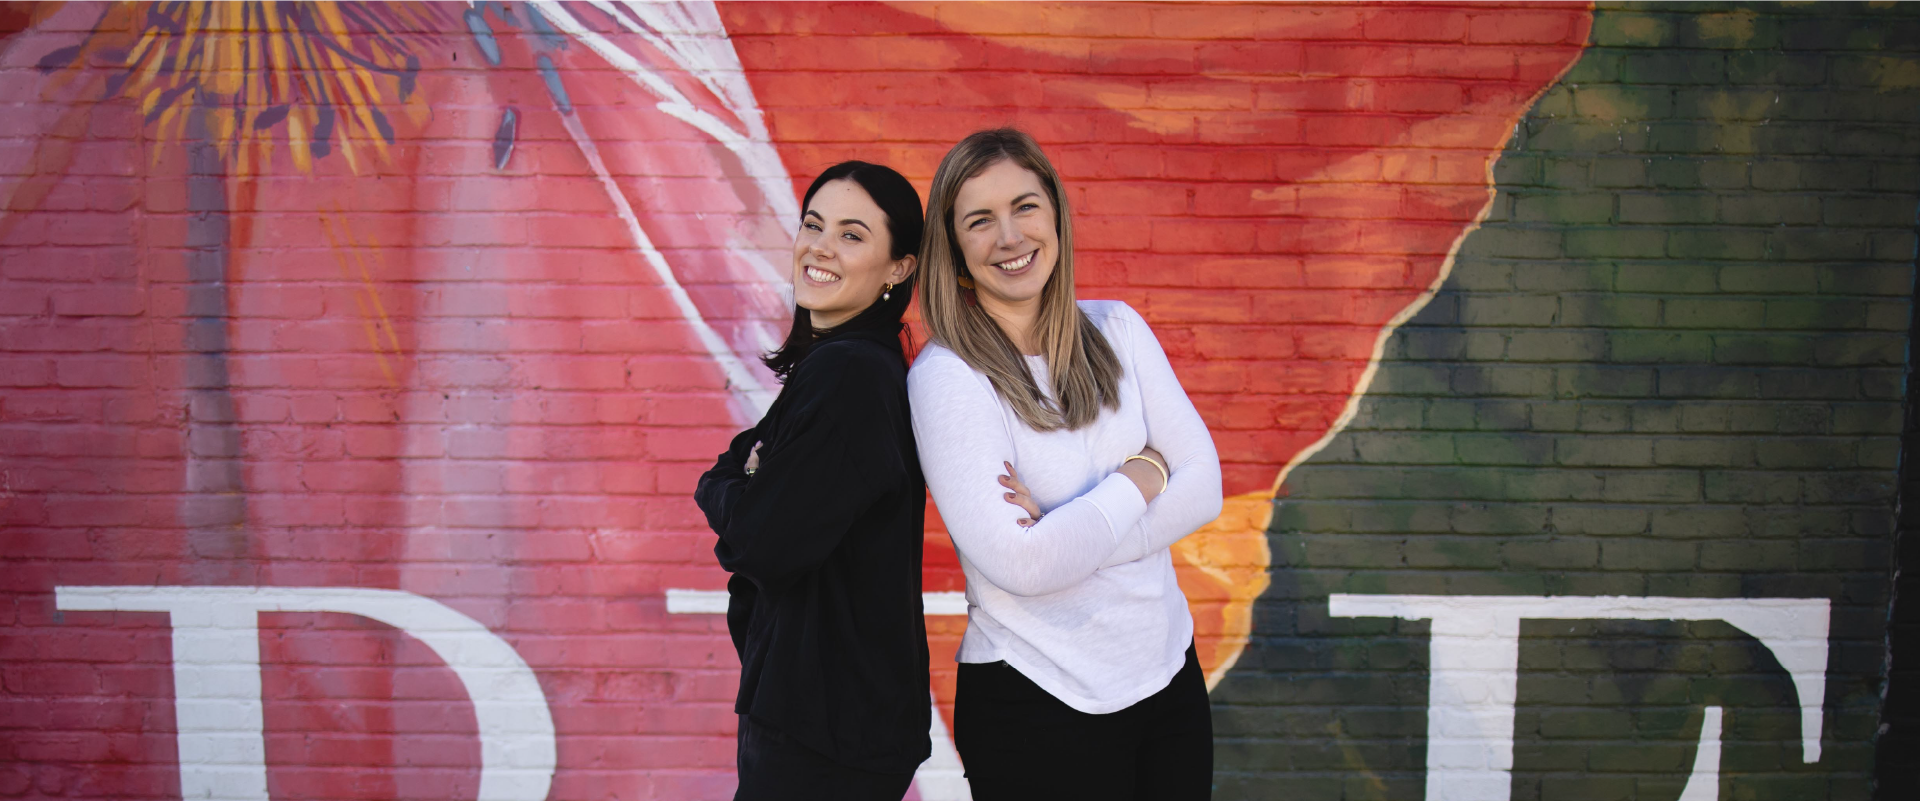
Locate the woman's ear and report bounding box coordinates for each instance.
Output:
[889,254,918,284]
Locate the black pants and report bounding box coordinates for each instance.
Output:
[954,644,1213,801]
[733,716,913,801]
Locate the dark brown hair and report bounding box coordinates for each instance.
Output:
[763,161,923,381]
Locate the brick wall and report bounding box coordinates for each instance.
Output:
[1,2,1917,800]
[1212,4,1920,800]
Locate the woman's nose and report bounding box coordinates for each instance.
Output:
[996,218,1022,248]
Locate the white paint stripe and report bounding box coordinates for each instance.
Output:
[921,591,969,616]
[553,109,775,418]
[1677,706,1723,801]
[668,588,969,616]
[531,1,796,286]
[595,1,769,135]
[533,0,810,419]
[665,588,730,614]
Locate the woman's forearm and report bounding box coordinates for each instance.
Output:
[1101,449,1223,568]
[935,470,1147,596]
[694,426,759,536]
[1100,304,1225,567]
[913,361,1152,596]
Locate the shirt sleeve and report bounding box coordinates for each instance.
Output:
[694,423,764,539]
[1100,303,1225,568]
[910,352,1150,597]
[699,347,903,593]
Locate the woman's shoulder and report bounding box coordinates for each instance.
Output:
[1077,298,1143,321]
[907,341,968,382]
[1076,299,1151,348]
[906,341,993,400]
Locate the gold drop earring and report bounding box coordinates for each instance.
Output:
[882,282,893,302]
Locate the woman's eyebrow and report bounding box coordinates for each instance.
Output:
[803,208,869,231]
[963,192,1042,221]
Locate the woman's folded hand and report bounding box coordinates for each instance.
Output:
[996,461,1043,527]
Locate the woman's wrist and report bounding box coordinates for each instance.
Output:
[1116,459,1163,503]
[1124,454,1168,492]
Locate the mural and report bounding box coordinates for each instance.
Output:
[2,2,1916,800]
[1212,4,1920,800]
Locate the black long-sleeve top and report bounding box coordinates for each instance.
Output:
[693,326,930,776]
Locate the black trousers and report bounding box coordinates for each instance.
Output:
[954,644,1213,801]
[734,716,914,801]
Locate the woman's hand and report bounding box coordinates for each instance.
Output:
[744,442,763,474]
[1117,445,1167,504]
[997,461,1043,527]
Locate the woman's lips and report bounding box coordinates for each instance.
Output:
[802,265,841,285]
[990,249,1037,276]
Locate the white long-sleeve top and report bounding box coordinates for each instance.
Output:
[907,300,1224,714]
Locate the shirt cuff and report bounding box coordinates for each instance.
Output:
[1078,472,1151,547]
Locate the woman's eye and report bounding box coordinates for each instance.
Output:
[803,222,821,231]
[968,218,988,229]
[1019,203,1040,213]
[842,232,861,242]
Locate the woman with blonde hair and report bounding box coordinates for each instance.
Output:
[908,128,1222,799]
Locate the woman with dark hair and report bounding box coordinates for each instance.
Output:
[694,161,929,800]
[909,129,1223,799]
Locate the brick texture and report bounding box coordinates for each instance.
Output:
[1211,4,1920,800]
[1,2,1917,801]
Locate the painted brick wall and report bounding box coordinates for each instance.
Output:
[0,3,1917,801]
[1212,4,1920,800]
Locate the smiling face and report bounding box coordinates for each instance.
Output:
[953,158,1059,326]
[792,179,914,330]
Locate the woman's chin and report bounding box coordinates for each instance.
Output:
[798,298,856,327]
[794,288,839,314]
[979,276,1049,307]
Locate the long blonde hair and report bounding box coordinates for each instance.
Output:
[918,128,1121,432]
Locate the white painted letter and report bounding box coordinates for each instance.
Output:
[1329,594,1829,801]
[56,586,556,801]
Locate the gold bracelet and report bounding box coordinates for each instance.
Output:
[1124,454,1169,493]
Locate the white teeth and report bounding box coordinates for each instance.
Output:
[995,251,1035,271]
[805,266,839,283]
